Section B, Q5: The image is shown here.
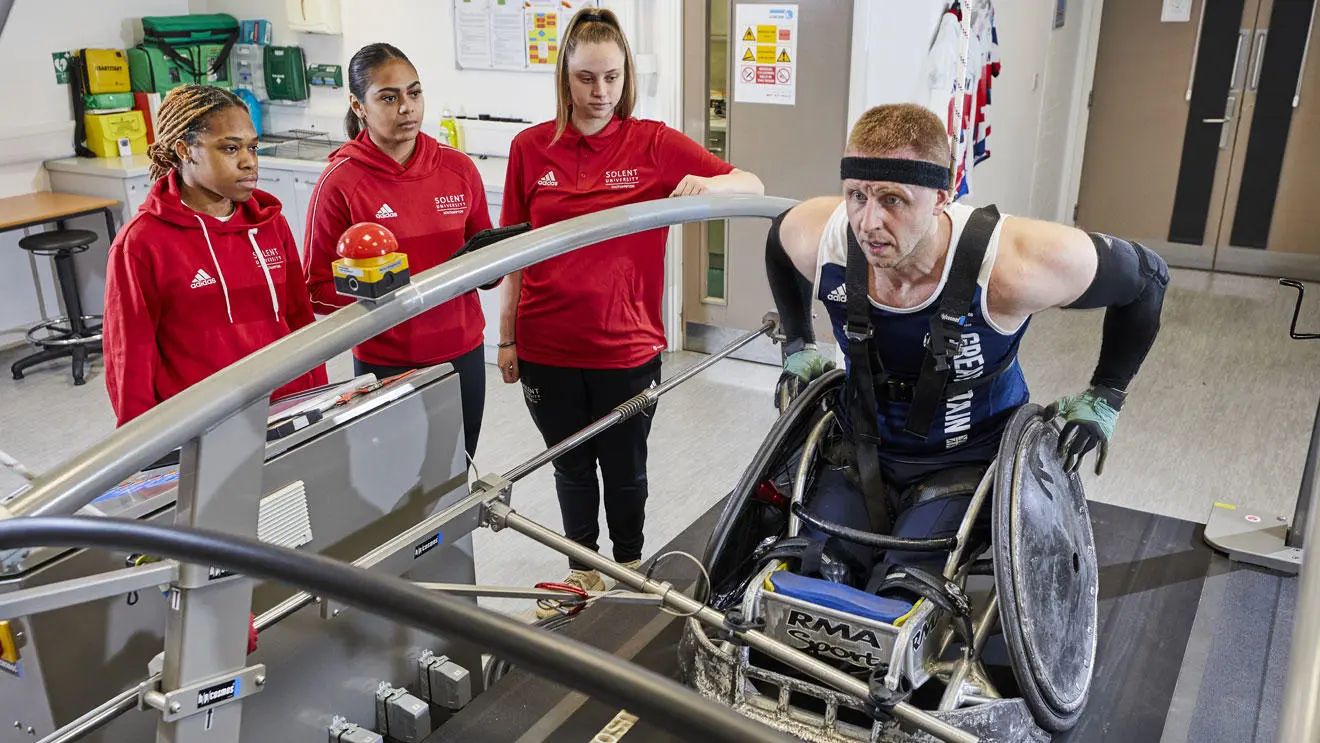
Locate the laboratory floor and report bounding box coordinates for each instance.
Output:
[0,267,1316,615]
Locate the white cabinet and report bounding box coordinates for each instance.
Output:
[256,166,300,248]
[290,173,321,257]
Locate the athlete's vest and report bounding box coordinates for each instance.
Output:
[815,201,1030,458]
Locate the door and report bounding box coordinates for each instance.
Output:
[1076,0,1320,279]
[681,0,851,363]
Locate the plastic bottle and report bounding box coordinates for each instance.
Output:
[439,108,464,151]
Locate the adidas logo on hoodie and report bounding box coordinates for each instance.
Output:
[825,284,846,303]
[375,203,398,219]
[537,170,559,187]
[191,268,217,289]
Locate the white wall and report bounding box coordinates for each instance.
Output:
[0,0,190,346]
[847,0,1098,221]
[193,0,680,151]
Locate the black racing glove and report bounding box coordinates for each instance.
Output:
[1044,385,1126,475]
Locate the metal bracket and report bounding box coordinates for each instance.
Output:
[1204,503,1302,575]
[475,474,514,531]
[142,664,266,723]
[762,312,783,344]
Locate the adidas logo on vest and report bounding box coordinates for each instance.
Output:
[537,170,559,187]
[190,268,217,289]
[375,203,398,219]
[826,285,846,303]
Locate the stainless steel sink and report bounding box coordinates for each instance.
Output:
[257,130,345,162]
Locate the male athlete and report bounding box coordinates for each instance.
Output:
[766,103,1167,587]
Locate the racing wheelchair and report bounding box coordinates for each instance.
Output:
[681,371,1099,743]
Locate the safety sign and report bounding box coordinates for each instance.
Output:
[733,4,797,106]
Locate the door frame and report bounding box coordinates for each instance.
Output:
[1059,0,1107,226]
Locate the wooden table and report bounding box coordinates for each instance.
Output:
[0,191,120,237]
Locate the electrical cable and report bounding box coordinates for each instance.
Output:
[0,516,795,743]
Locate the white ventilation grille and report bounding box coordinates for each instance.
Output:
[258,481,313,550]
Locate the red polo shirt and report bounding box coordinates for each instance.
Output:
[501,116,733,369]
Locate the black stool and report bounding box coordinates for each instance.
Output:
[11,229,103,386]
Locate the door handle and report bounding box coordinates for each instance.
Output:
[1186,0,1209,101]
[1297,0,1318,106]
[1230,29,1251,91]
[1249,30,1268,91]
[1210,93,1238,149]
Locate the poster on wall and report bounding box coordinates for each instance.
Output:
[454,0,599,72]
[732,4,798,106]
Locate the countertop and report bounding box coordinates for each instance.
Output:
[44,153,510,194]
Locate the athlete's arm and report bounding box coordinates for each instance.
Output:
[765,196,838,356]
[994,218,1169,394]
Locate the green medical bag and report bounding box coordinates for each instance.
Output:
[264,46,309,101]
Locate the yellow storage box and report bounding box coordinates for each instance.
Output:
[80,49,132,94]
[84,111,148,158]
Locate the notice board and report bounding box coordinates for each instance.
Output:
[454,0,601,72]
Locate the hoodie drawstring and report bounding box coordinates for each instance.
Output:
[249,228,281,320]
[194,215,235,324]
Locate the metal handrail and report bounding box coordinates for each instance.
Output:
[0,195,796,535]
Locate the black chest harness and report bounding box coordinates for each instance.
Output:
[842,205,1013,531]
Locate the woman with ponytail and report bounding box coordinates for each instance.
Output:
[304,43,494,462]
[102,84,326,427]
[498,8,763,610]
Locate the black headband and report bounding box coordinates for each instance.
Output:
[840,157,951,190]
[576,11,612,25]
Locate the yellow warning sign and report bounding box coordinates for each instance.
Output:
[742,27,756,42]
[757,25,777,44]
[742,47,755,62]
[777,48,791,63]
[756,45,776,64]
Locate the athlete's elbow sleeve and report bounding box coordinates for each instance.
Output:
[1067,233,1170,391]
[765,209,816,354]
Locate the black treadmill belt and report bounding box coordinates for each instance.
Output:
[434,501,1290,743]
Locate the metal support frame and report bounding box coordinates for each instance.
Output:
[486,501,979,743]
[0,561,176,619]
[1205,281,1320,575]
[156,400,266,743]
[414,582,664,606]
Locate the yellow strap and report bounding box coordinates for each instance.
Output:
[892,598,924,627]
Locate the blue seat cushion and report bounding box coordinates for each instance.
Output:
[769,571,914,624]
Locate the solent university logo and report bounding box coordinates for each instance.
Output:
[435,193,468,216]
[191,268,217,289]
[604,168,640,190]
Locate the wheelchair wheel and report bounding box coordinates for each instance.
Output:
[703,370,845,609]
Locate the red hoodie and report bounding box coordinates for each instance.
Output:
[103,171,328,427]
[304,131,493,367]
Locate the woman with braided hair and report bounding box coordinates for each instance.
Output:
[103,84,326,427]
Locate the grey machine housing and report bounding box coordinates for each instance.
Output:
[0,365,479,742]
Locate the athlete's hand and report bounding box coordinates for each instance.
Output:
[498,345,519,384]
[775,347,835,413]
[1044,386,1125,475]
[670,175,713,198]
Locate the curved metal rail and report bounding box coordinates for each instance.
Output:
[0,194,796,526]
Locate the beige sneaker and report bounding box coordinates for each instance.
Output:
[535,569,606,619]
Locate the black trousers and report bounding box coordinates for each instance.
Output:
[354,345,486,462]
[518,354,663,570]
